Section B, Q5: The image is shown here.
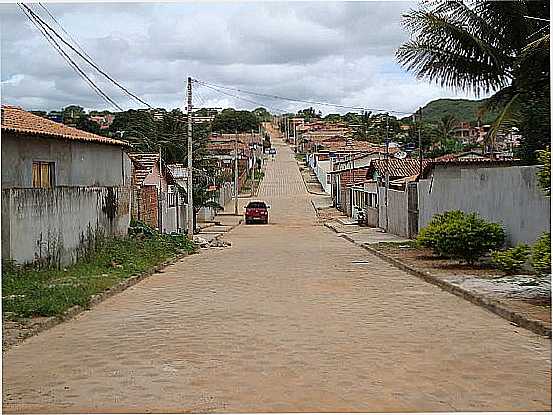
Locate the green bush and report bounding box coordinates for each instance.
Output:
[531,232,551,276]
[491,244,531,274]
[417,210,505,264]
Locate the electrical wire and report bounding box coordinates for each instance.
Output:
[38,2,95,63]
[194,79,412,115]
[18,4,124,111]
[197,81,290,114]
[20,3,152,109]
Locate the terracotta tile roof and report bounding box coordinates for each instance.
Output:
[433,151,491,162]
[129,153,160,186]
[369,158,433,178]
[1,105,127,146]
[129,153,176,187]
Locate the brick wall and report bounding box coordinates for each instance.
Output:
[337,168,368,213]
[134,185,159,229]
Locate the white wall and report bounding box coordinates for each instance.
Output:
[314,160,331,194]
[418,165,550,245]
[378,186,409,237]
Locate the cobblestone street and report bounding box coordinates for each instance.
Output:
[2,137,551,413]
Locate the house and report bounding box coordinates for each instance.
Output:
[348,158,432,232]
[128,153,186,234]
[1,105,132,265]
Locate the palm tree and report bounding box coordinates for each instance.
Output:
[396,0,549,158]
[433,114,458,153]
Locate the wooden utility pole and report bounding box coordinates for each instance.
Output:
[186,77,194,239]
[234,129,239,215]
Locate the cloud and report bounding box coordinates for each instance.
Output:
[0,1,482,115]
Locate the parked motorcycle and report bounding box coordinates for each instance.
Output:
[356,207,366,226]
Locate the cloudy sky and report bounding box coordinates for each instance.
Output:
[1,1,483,115]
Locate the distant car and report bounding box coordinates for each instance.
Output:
[245,201,270,224]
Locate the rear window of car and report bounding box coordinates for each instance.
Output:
[247,202,266,209]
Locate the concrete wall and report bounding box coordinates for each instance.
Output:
[2,186,130,266]
[1,133,131,188]
[378,187,409,237]
[366,207,379,227]
[314,160,331,194]
[418,165,551,245]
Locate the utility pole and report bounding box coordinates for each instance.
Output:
[250,129,255,197]
[234,129,239,215]
[418,107,423,177]
[186,77,194,239]
[385,113,390,232]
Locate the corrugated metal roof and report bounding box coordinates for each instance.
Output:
[1,105,127,147]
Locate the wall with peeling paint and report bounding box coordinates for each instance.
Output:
[2,186,131,266]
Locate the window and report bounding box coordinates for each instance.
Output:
[247,201,267,209]
[32,161,55,188]
[168,192,177,207]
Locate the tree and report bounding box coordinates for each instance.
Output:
[297,107,320,122]
[252,107,271,122]
[324,113,342,123]
[429,114,463,156]
[396,0,550,162]
[211,108,259,133]
[62,105,86,124]
[536,148,551,196]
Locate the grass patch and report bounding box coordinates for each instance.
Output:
[2,224,195,319]
[295,153,306,162]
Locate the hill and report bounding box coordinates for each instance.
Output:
[403,98,498,125]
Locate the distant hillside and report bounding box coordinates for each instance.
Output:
[403,98,498,125]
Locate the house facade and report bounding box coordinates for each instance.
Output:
[1,105,131,265]
[128,153,186,234]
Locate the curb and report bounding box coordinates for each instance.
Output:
[323,222,552,338]
[297,161,328,196]
[3,251,192,352]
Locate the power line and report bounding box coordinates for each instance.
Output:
[197,81,290,114]
[20,3,152,109]
[194,79,412,115]
[38,2,94,63]
[18,4,124,111]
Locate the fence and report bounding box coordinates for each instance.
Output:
[2,186,130,266]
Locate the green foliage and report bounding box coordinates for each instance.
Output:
[491,244,531,274]
[252,107,271,122]
[417,210,505,264]
[297,107,322,121]
[397,1,550,154]
[531,232,551,276]
[516,86,551,164]
[406,99,498,125]
[211,108,259,133]
[2,232,195,318]
[536,148,551,195]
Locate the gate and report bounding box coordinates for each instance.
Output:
[407,182,419,239]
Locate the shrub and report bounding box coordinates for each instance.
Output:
[491,244,531,274]
[417,210,505,264]
[531,232,551,276]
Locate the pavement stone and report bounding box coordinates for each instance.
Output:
[2,131,551,413]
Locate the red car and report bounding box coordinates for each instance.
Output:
[245,201,270,224]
